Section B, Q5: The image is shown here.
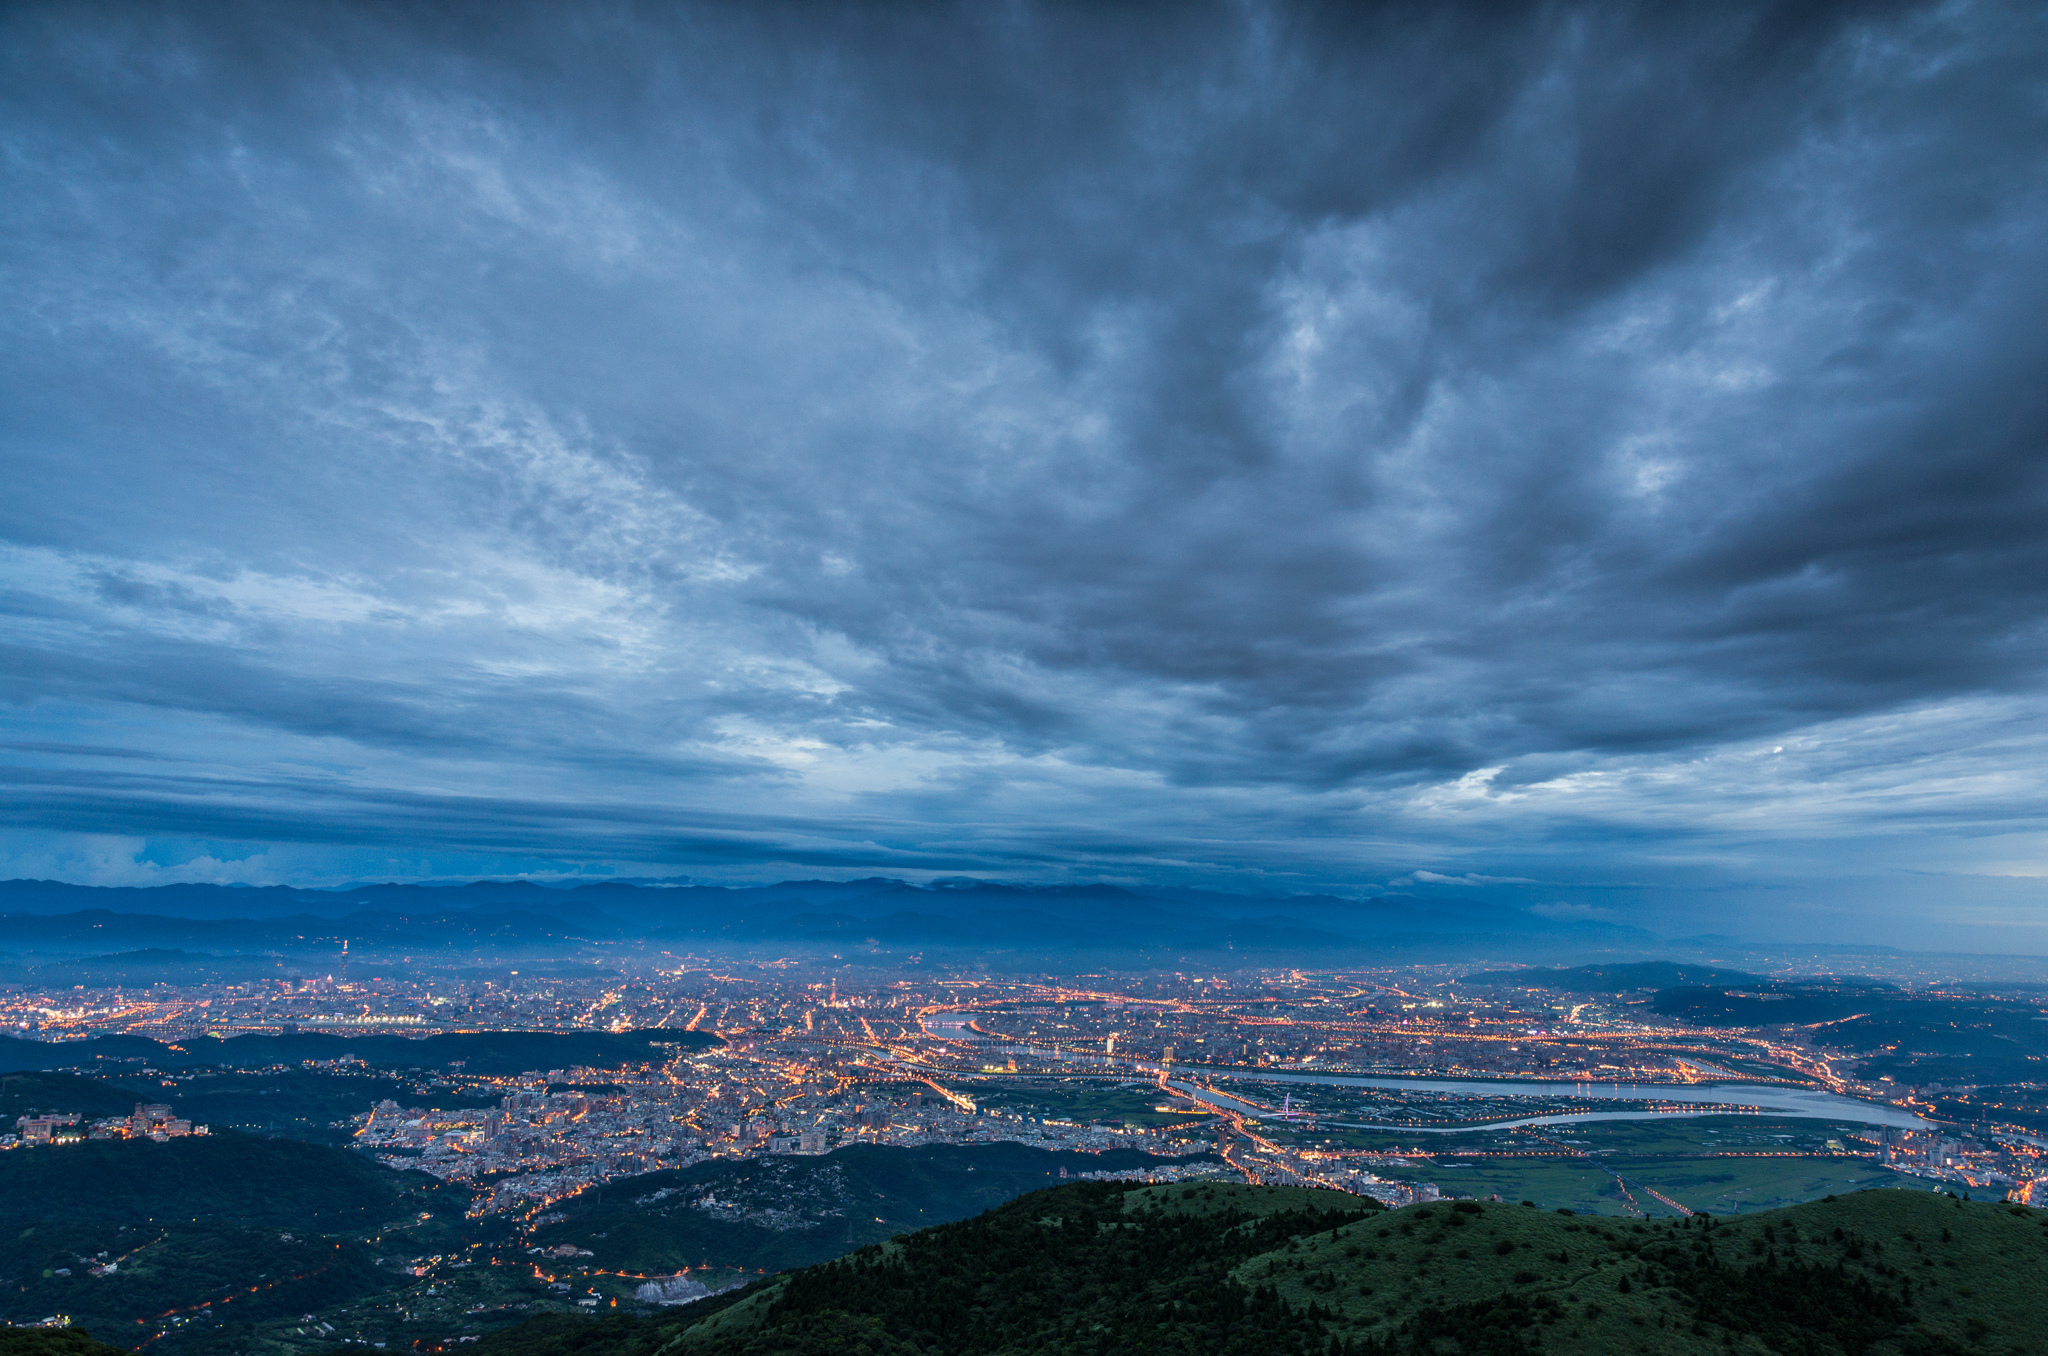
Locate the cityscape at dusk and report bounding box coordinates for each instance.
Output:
[5,1,2047,1352]
[4,922,2046,1348]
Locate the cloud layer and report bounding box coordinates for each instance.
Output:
[3,1,2046,943]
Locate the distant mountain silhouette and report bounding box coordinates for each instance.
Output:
[0,877,1656,964]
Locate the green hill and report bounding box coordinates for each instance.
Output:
[0,1133,469,1355]
[0,1070,154,1121]
[1239,1189,2046,1353]
[0,1067,499,1145]
[0,1131,458,1231]
[0,1331,130,1356]
[3,1222,388,1355]
[447,1183,2047,1355]
[526,1143,1228,1275]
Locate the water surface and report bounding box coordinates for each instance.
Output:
[1184,1069,1929,1130]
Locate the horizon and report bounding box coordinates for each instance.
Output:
[5,873,2046,963]
[5,2,2048,954]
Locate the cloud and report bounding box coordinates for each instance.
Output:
[1,1,2045,943]
[0,832,291,887]
[1391,871,1540,888]
[1528,901,1615,921]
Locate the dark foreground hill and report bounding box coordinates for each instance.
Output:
[0,1333,128,1356]
[0,1133,467,1354]
[429,1183,2043,1356]
[0,1130,458,1232]
[525,1142,1229,1275]
[0,1138,1232,1354]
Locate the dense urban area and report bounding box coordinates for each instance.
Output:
[8,957,2046,1197]
[4,949,2046,1351]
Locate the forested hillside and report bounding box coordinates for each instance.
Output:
[7,1168,2045,1353]
[438,1183,2046,1356]
[0,1133,467,1355]
[0,1138,1223,1354]
[0,1132,457,1231]
[524,1143,1225,1275]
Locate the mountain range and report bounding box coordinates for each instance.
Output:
[0,878,1653,965]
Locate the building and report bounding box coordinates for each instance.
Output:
[15,1113,81,1145]
[127,1103,199,1139]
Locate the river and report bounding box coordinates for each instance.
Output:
[1177,1068,1930,1130]
[917,1029,1930,1131]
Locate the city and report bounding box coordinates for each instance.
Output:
[10,957,2044,1208]
[4,945,2047,1350]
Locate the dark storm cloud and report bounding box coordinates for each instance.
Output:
[2,0,2046,936]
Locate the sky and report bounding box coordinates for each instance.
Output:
[2,1,2046,948]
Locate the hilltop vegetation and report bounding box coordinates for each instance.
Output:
[8,1159,2043,1355]
[0,1331,129,1356]
[0,1071,150,1121]
[441,1183,2047,1356]
[3,1223,389,1355]
[0,1133,469,1354]
[527,1142,1225,1276]
[1241,1188,2046,1353]
[0,1124,494,1353]
[0,1137,1236,1355]
[0,1131,457,1231]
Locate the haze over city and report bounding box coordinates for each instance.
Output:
[5,5,2048,943]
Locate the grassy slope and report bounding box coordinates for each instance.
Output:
[1322,1114,1935,1218]
[1244,1189,2048,1353]
[1354,1150,1927,1219]
[973,1081,1216,1129]
[646,1184,2046,1356]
